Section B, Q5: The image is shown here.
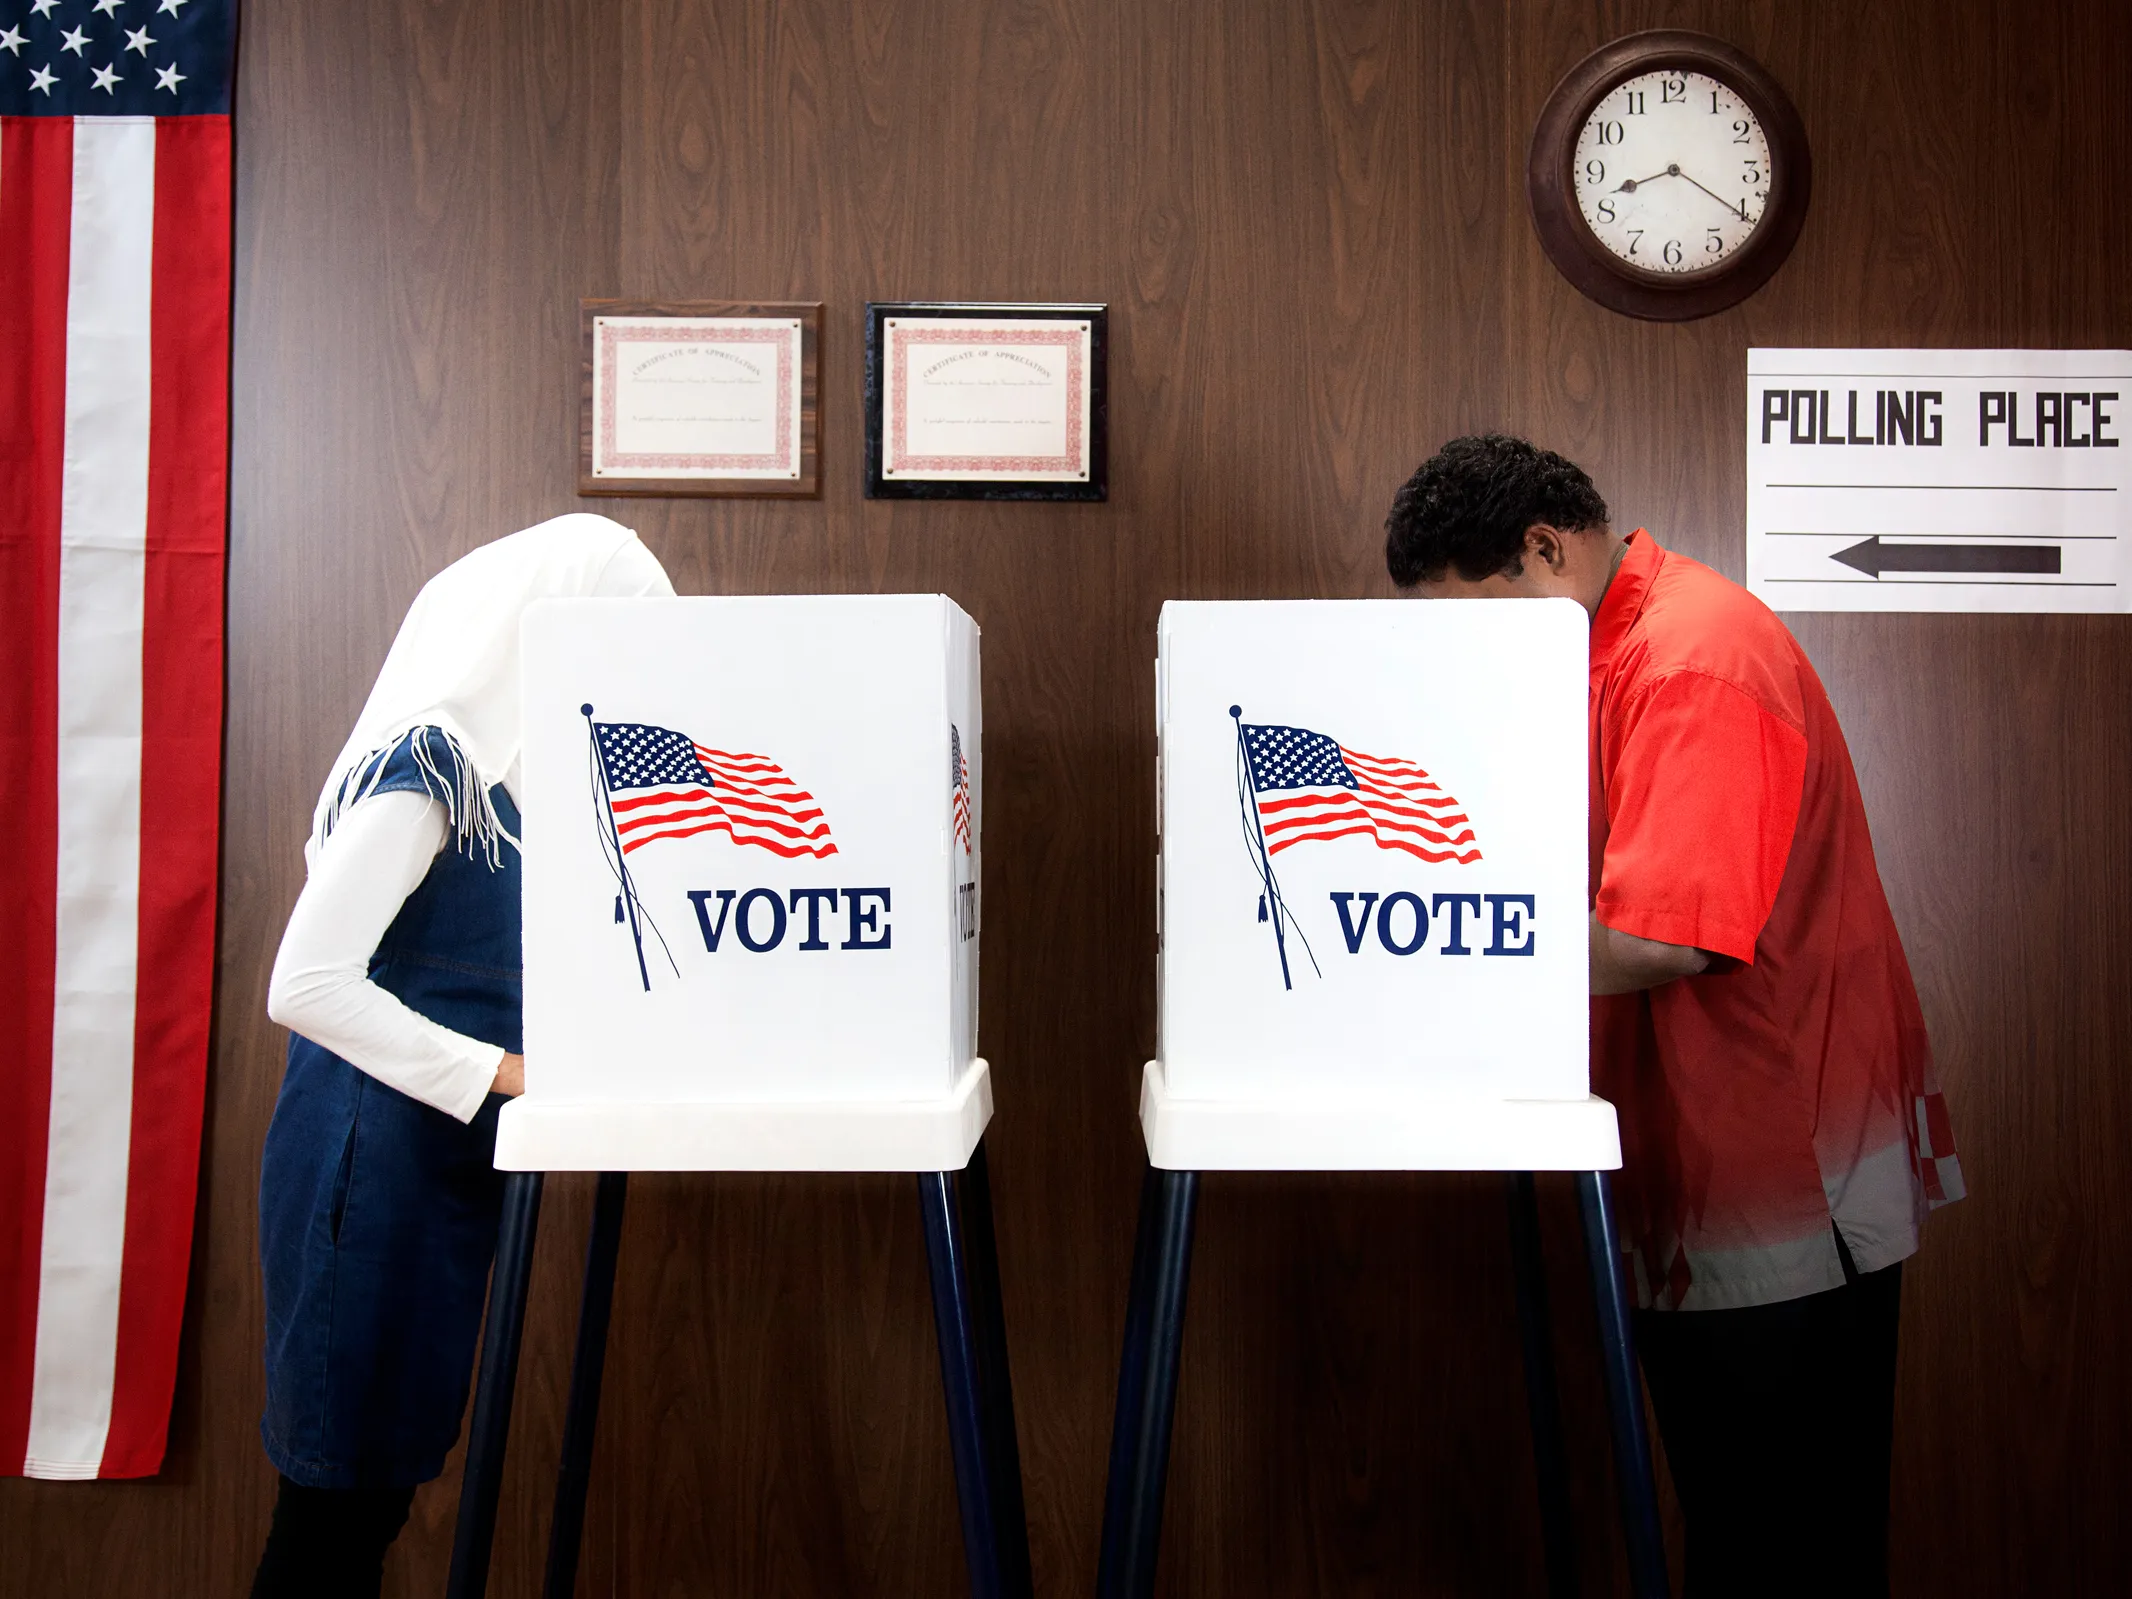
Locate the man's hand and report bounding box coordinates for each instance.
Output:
[1590,914,1711,995]
[493,1052,526,1097]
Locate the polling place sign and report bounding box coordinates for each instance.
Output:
[517,595,980,1104]
[1157,599,1588,1104]
[1746,348,2131,612]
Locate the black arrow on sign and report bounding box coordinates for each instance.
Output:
[1831,536,2062,578]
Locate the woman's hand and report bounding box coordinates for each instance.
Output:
[493,1052,526,1097]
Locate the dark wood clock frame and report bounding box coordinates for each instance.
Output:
[1527,30,1812,322]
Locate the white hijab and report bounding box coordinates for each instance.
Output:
[309,512,674,864]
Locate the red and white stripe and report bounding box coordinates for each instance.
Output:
[952,751,971,854]
[1258,745,1482,864]
[0,114,229,1481]
[612,744,837,859]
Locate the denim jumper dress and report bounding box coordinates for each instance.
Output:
[258,727,521,1489]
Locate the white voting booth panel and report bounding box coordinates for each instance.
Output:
[497,594,986,1171]
[1151,598,1618,1170]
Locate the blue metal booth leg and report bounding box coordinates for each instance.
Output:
[955,1142,1035,1599]
[1506,1172,1581,1599]
[1575,1170,1669,1599]
[447,1168,546,1599]
[1095,1163,1201,1599]
[1097,1164,1167,1596]
[542,1170,630,1599]
[920,1138,1035,1599]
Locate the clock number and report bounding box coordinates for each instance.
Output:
[1733,119,1752,143]
[1742,160,1762,184]
[1737,198,1751,222]
[1624,90,1645,115]
[1663,238,1683,266]
[1706,228,1724,253]
[1710,89,1722,113]
[1627,229,1643,256]
[1585,158,1605,184]
[1594,119,1623,145]
[1597,198,1617,224]
[1661,78,1686,103]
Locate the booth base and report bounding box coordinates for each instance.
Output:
[455,1064,1029,1599]
[492,1058,993,1172]
[1138,1059,1622,1172]
[1102,1064,1664,1599]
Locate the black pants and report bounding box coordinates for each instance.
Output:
[251,1475,416,1599]
[1635,1247,1903,1599]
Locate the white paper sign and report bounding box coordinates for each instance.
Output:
[590,316,803,479]
[1158,599,1589,1104]
[519,595,980,1103]
[1746,348,2130,612]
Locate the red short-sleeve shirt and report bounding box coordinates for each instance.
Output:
[1590,531,1963,1311]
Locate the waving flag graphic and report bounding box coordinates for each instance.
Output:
[580,708,837,990]
[590,719,836,859]
[1238,720,1480,864]
[1229,707,1481,990]
[951,723,971,854]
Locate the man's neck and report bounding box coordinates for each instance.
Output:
[1582,528,1632,618]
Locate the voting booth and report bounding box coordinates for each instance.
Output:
[502,592,985,1161]
[1153,597,1607,1145]
[1097,601,1665,1599]
[449,597,1030,1599]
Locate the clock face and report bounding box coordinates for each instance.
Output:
[1571,68,1774,277]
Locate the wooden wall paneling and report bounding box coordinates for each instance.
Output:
[1498,4,2132,1597]
[3,1,2129,1595]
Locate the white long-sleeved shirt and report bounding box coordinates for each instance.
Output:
[266,789,505,1122]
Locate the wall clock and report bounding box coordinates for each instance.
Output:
[1527,30,1810,321]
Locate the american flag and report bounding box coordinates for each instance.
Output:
[1,0,234,1480]
[592,719,837,859]
[951,723,971,854]
[1240,721,1482,864]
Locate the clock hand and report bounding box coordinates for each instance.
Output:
[1676,168,1750,217]
[1613,167,1675,193]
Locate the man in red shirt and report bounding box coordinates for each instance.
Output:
[1385,435,1962,1597]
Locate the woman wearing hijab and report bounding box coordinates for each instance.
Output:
[250,515,673,1597]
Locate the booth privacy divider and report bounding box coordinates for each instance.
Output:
[446,595,1030,1599]
[1097,599,1667,1599]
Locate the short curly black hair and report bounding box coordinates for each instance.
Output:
[1384,434,1610,587]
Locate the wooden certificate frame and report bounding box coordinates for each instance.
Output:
[864,302,1108,501]
[578,299,820,497]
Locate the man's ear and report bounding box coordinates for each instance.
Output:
[1524,523,1570,573]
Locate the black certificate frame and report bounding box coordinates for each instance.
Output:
[864,302,1109,501]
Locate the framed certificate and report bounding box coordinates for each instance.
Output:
[864,302,1107,501]
[579,300,819,497]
